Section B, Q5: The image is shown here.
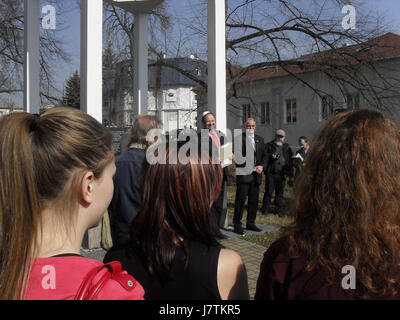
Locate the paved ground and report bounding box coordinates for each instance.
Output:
[81,221,278,299]
[219,237,267,299]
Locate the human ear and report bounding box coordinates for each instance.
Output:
[80,171,95,205]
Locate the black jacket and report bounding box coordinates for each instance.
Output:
[235,133,267,185]
[108,147,146,246]
[264,140,293,178]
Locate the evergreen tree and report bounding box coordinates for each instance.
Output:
[62,70,80,109]
[103,41,117,71]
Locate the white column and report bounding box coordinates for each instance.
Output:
[133,13,149,115]
[24,0,40,114]
[80,0,103,249]
[81,0,103,122]
[207,0,226,132]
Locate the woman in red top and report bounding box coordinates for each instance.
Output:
[256,109,400,300]
[0,107,144,300]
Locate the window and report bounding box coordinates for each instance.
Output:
[346,92,360,109]
[242,104,251,123]
[321,95,334,120]
[166,89,176,102]
[260,102,270,125]
[285,99,297,123]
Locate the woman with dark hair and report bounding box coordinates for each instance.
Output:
[255,109,400,300]
[104,141,249,300]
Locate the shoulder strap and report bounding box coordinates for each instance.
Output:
[74,261,137,300]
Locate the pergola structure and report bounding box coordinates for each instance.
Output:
[24,0,227,132]
[24,0,227,248]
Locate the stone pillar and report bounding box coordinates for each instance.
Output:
[207,0,227,132]
[133,13,149,115]
[24,0,40,114]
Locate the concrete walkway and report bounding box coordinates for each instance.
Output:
[218,221,277,299]
[219,237,266,299]
[81,221,277,300]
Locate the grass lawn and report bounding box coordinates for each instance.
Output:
[225,175,295,248]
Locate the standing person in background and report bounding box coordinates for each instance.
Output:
[119,130,130,154]
[233,118,267,235]
[293,136,310,181]
[104,141,249,300]
[296,136,310,160]
[199,111,229,239]
[0,107,144,300]
[261,129,293,216]
[255,109,400,300]
[108,114,162,247]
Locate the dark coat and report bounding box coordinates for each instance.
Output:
[296,147,308,160]
[264,140,293,178]
[235,133,267,185]
[108,147,146,246]
[255,237,354,300]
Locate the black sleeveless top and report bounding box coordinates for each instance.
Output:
[104,241,222,300]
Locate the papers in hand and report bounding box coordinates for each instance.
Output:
[219,142,233,168]
[293,153,304,162]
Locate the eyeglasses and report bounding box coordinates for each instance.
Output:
[277,135,285,138]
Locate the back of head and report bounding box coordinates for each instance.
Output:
[0,107,113,299]
[131,140,223,280]
[128,115,162,147]
[286,109,400,298]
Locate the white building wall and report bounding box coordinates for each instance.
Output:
[147,85,198,132]
[226,58,400,148]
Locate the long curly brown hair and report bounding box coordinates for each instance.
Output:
[282,109,400,298]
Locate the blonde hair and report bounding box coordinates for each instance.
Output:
[0,107,113,299]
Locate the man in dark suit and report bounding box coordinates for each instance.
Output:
[233,118,267,235]
[293,136,310,181]
[261,129,293,216]
[199,111,230,239]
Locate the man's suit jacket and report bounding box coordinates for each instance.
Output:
[296,147,308,161]
[235,133,267,185]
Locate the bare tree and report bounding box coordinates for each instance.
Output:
[159,0,400,116]
[102,0,400,122]
[220,0,399,114]
[0,0,73,105]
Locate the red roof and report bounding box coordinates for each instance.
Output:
[192,32,400,91]
[235,32,400,83]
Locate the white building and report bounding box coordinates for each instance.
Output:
[104,56,207,132]
[197,32,400,147]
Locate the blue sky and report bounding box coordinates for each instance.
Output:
[34,0,400,103]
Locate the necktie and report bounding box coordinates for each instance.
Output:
[248,135,255,149]
[209,130,221,147]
